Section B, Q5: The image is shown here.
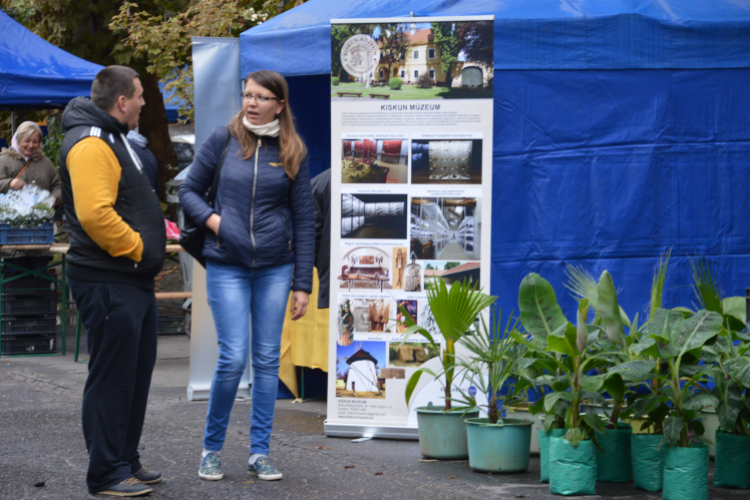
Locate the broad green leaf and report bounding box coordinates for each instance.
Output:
[518,273,567,342]
[580,390,607,406]
[544,391,570,413]
[602,374,626,404]
[725,357,750,387]
[582,412,607,436]
[721,296,746,325]
[661,310,723,359]
[630,337,660,357]
[644,307,684,337]
[664,416,684,445]
[597,271,626,346]
[682,392,719,411]
[566,427,583,447]
[579,374,605,393]
[608,360,656,381]
[718,382,743,431]
[689,419,706,437]
[405,368,434,408]
[517,357,538,371]
[547,323,578,358]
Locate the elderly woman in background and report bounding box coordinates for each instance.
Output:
[0,121,62,271]
[0,121,62,204]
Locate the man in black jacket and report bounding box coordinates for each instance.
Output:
[60,66,166,497]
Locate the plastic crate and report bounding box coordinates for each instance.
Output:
[1,315,57,336]
[1,293,57,315]
[158,315,186,335]
[1,336,55,355]
[0,222,54,245]
[1,276,56,293]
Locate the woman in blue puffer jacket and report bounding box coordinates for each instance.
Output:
[179,70,314,483]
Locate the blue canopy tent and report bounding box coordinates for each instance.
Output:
[240,0,750,317]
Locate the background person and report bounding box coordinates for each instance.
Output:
[0,121,63,271]
[179,70,314,483]
[60,65,166,497]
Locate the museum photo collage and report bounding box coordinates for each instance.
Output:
[336,136,484,401]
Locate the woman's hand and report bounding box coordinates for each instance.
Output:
[205,213,221,236]
[290,291,309,321]
[9,178,25,190]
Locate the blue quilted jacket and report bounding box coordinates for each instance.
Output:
[179,126,315,293]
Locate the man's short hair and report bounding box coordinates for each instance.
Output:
[91,66,140,112]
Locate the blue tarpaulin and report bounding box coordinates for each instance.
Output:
[0,10,103,109]
[240,1,750,318]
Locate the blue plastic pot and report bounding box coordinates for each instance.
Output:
[465,417,533,472]
[415,405,479,459]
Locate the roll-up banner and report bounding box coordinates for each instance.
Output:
[325,16,495,438]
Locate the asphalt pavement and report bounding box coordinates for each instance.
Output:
[1,335,746,500]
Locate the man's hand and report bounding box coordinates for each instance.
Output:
[205,213,221,236]
[9,178,25,190]
[290,291,309,321]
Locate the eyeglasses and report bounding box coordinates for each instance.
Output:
[241,93,279,103]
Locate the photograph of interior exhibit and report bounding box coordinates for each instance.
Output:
[336,341,387,399]
[411,139,482,184]
[424,261,481,289]
[345,298,393,333]
[410,198,480,261]
[342,139,408,184]
[341,193,408,240]
[338,246,393,291]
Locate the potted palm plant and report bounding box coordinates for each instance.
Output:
[399,278,495,459]
[450,308,533,472]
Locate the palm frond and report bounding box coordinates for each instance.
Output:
[690,256,723,314]
[649,249,671,319]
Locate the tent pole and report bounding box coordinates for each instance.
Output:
[11,111,16,136]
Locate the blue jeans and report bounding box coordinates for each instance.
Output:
[203,259,293,455]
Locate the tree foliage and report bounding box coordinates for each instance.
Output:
[431,22,460,88]
[456,21,493,67]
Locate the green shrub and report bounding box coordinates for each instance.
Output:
[389,77,402,90]
[416,74,433,89]
[331,77,340,86]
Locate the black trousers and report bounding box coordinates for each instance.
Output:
[69,278,158,493]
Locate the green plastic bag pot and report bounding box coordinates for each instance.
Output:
[714,430,750,489]
[465,418,533,473]
[594,423,632,482]
[549,437,597,496]
[415,405,479,459]
[663,444,708,500]
[539,428,566,483]
[631,434,666,491]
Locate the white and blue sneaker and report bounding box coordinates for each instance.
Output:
[198,452,223,481]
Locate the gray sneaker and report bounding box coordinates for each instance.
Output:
[198,452,223,481]
[247,456,282,480]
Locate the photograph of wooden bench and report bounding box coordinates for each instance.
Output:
[336,91,363,98]
[369,94,390,99]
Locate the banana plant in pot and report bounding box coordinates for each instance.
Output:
[399,278,495,459]
[515,273,611,497]
[450,309,532,473]
[613,306,723,500]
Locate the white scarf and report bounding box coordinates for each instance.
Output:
[242,116,280,137]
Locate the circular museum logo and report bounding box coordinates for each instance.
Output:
[341,35,380,76]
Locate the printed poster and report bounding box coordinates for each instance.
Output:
[326,16,495,438]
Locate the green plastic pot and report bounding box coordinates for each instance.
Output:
[539,428,566,483]
[714,430,750,489]
[663,444,708,500]
[631,433,666,491]
[594,423,632,482]
[415,405,479,459]
[464,418,533,472]
[549,437,597,496]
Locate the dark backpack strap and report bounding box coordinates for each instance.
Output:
[206,129,231,207]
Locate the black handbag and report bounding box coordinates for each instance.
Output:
[179,131,231,268]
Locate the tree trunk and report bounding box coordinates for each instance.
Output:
[445,64,454,89]
[138,71,179,202]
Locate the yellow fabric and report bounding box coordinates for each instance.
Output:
[279,268,330,398]
[67,137,143,261]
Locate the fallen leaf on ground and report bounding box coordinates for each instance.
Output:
[375,472,383,476]
[243,481,254,484]
[344,465,355,469]
[315,446,332,450]
[418,459,437,462]
[450,476,456,479]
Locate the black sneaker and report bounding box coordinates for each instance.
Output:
[133,468,162,484]
[96,477,153,497]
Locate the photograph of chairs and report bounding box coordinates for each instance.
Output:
[411,139,482,184]
[341,193,408,240]
[341,139,409,184]
[410,197,480,261]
